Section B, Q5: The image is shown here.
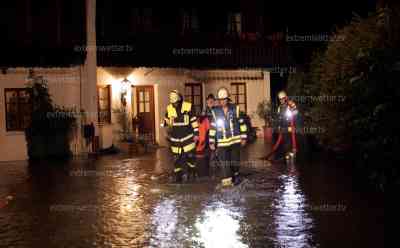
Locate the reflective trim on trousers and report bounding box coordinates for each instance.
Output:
[169,133,194,142]
[172,122,190,127]
[191,121,199,128]
[216,138,241,147]
[171,142,196,154]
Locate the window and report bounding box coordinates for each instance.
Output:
[98,85,111,123]
[132,8,152,32]
[182,9,199,34]
[230,83,247,113]
[142,8,153,31]
[228,12,242,34]
[184,83,202,116]
[138,90,151,113]
[5,88,32,131]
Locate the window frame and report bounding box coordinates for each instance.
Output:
[132,8,153,32]
[4,88,32,132]
[97,85,111,124]
[138,88,151,113]
[184,83,203,116]
[182,9,199,34]
[230,82,247,113]
[228,12,242,35]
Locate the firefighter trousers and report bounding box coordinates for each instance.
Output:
[275,131,295,160]
[173,150,196,174]
[215,143,241,179]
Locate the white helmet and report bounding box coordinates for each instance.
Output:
[169,90,181,104]
[217,87,229,100]
[278,90,287,100]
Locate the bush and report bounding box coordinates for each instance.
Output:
[256,99,274,127]
[351,48,399,190]
[286,7,400,190]
[25,76,77,161]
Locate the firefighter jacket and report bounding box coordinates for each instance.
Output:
[202,106,214,122]
[209,103,247,147]
[164,101,199,154]
[277,100,298,132]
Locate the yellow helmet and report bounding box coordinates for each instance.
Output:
[217,87,229,100]
[169,90,181,104]
[278,90,287,100]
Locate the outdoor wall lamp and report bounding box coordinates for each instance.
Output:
[120,78,130,107]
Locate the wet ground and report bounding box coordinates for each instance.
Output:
[0,140,384,248]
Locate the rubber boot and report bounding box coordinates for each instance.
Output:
[232,172,242,186]
[221,177,233,187]
[174,171,183,183]
[188,167,198,182]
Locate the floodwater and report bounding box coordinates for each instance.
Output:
[0,140,384,248]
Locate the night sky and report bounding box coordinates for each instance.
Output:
[0,0,378,67]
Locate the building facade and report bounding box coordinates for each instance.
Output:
[0,0,287,161]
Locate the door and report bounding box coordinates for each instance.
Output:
[134,86,155,144]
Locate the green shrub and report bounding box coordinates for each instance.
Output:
[25,76,77,161]
[286,7,399,190]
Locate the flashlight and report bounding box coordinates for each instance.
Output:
[216,119,224,127]
[285,109,293,119]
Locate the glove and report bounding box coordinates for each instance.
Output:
[210,143,216,151]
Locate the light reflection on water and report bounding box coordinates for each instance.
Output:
[150,198,179,248]
[0,147,384,248]
[194,201,248,248]
[274,169,314,248]
[149,194,249,248]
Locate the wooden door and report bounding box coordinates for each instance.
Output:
[135,86,155,143]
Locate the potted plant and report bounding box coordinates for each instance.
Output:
[256,99,274,143]
[112,106,132,142]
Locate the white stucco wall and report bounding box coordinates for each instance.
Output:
[0,66,271,161]
[97,68,271,147]
[0,67,84,161]
[97,67,195,147]
[0,0,99,162]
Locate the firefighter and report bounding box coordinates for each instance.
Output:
[276,90,298,161]
[164,90,199,183]
[209,87,247,186]
[196,94,216,176]
[202,93,216,120]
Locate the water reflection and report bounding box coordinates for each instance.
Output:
[274,166,314,248]
[194,201,248,248]
[96,171,150,247]
[149,193,249,248]
[0,142,384,248]
[150,198,179,248]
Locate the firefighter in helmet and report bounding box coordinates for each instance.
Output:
[276,90,298,161]
[209,87,247,186]
[164,90,199,183]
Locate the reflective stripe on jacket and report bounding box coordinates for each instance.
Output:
[209,103,247,147]
[164,101,198,153]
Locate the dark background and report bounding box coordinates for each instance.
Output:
[0,0,378,67]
